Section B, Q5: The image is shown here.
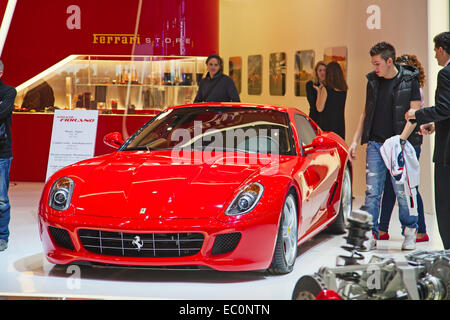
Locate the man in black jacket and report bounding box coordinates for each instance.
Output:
[349,42,422,251]
[194,54,240,103]
[406,32,450,249]
[0,60,16,252]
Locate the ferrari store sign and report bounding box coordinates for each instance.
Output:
[46,110,99,181]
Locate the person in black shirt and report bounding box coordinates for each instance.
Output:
[305,61,326,123]
[0,60,16,252]
[378,54,428,243]
[406,31,450,249]
[194,54,240,103]
[348,42,421,251]
[369,71,421,143]
[314,61,348,140]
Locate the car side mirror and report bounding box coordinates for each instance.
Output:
[104,132,124,149]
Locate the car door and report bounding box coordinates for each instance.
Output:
[292,113,340,238]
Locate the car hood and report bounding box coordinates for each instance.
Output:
[73,151,272,220]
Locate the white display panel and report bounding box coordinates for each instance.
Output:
[46,110,99,181]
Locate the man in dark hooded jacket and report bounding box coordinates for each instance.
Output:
[194,54,240,103]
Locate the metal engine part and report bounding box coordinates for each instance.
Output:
[293,209,450,300]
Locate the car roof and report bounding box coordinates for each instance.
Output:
[166,102,303,115]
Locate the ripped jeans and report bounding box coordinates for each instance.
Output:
[364,141,417,236]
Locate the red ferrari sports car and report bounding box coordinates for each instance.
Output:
[38,103,352,274]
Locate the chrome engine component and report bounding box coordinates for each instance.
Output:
[293,209,450,300]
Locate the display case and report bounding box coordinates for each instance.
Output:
[14,55,207,115]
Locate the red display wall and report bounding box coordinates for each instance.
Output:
[0,0,219,182]
[1,0,219,86]
[0,1,8,26]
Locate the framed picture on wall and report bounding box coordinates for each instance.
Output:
[269,52,286,96]
[294,50,315,96]
[248,55,262,95]
[229,56,242,94]
[324,46,347,79]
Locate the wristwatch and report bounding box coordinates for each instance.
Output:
[400,139,406,146]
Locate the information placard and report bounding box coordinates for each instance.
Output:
[46,110,99,181]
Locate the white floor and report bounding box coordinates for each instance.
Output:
[0,182,444,300]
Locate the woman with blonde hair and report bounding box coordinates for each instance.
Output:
[305,61,326,123]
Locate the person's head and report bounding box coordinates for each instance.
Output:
[396,54,425,88]
[325,61,348,91]
[0,60,3,78]
[206,54,223,77]
[313,61,327,84]
[433,32,450,66]
[370,41,396,78]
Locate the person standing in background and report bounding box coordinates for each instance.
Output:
[194,54,240,103]
[378,54,429,242]
[406,31,450,250]
[306,61,326,124]
[314,61,348,140]
[348,42,422,251]
[0,60,17,252]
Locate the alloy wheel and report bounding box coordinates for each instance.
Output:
[282,194,297,267]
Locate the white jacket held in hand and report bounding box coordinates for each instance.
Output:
[380,135,420,216]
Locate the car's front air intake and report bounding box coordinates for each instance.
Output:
[78,229,204,258]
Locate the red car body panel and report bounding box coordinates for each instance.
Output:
[38,103,350,271]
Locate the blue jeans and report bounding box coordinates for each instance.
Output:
[0,157,12,241]
[364,142,417,236]
[379,146,426,234]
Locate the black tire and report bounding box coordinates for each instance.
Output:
[327,165,352,234]
[267,192,298,275]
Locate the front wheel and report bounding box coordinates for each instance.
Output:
[267,192,298,275]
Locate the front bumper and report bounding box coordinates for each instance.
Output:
[38,210,280,272]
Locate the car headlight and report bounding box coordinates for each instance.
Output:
[49,177,74,211]
[226,182,264,216]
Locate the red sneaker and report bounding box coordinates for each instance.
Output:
[377,232,390,240]
[416,234,429,242]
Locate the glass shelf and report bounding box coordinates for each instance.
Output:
[14,55,207,115]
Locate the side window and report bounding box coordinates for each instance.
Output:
[294,114,317,145]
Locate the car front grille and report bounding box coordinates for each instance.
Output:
[78,229,204,258]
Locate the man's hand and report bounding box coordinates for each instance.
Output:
[420,123,435,135]
[405,108,417,121]
[348,142,357,162]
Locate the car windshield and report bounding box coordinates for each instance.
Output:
[123,106,295,155]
